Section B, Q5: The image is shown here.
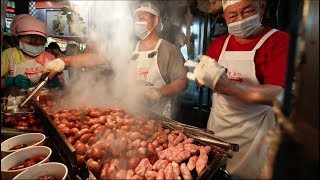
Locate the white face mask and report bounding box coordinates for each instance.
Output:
[227,12,262,38]
[19,41,45,57]
[134,19,156,40]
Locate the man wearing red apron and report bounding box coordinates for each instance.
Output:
[185,0,289,178]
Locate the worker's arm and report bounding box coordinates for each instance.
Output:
[215,73,284,106]
[44,53,110,79]
[158,78,188,97]
[60,53,108,67]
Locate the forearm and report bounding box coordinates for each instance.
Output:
[158,78,188,97]
[61,53,108,67]
[216,74,284,106]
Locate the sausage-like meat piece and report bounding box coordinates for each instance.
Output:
[184,144,199,154]
[156,169,165,180]
[135,158,150,177]
[89,124,101,133]
[90,147,105,160]
[100,163,110,179]
[147,143,156,154]
[153,159,167,171]
[172,161,181,178]
[74,128,90,140]
[152,140,159,147]
[126,169,134,179]
[164,163,174,179]
[156,134,167,144]
[115,170,127,179]
[196,146,208,175]
[128,157,141,170]
[173,133,186,145]
[181,163,193,179]
[129,132,142,141]
[164,129,171,134]
[140,140,148,148]
[138,147,147,157]
[204,145,212,153]
[80,133,92,144]
[132,139,142,148]
[167,133,177,144]
[187,156,198,171]
[145,171,158,180]
[155,146,163,153]
[86,158,101,174]
[108,163,118,179]
[89,111,102,118]
[74,141,87,155]
[182,138,194,144]
[175,150,191,163]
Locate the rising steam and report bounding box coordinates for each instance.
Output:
[58,1,144,111]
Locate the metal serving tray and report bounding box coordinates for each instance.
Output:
[30,95,237,180]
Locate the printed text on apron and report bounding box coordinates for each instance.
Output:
[130,39,172,118]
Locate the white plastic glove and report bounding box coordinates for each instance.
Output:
[44,58,66,79]
[143,88,162,107]
[184,55,226,90]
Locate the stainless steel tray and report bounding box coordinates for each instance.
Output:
[30,95,236,180]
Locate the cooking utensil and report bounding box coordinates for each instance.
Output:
[161,120,240,152]
[162,122,233,158]
[18,75,49,108]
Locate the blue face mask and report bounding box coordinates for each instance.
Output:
[19,41,45,57]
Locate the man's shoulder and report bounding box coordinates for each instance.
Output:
[271,28,289,39]
[214,34,230,41]
[261,26,288,39]
[264,27,290,47]
[2,47,19,55]
[1,47,22,60]
[210,34,230,47]
[159,39,178,51]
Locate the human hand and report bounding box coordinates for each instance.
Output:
[44,58,65,79]
[5,75,32,89]
[143,88,162,107]
[184,55,226,90]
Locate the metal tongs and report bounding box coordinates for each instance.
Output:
[162,121,239,153]
[18,74,49,108]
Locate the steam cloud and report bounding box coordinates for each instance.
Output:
[58,1,143,111]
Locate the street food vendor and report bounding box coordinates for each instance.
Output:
[1,14,61,89]
[44,2,188,119]
[129,1,188,118]
[185,0,289,178]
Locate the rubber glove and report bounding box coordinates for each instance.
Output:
[143,88,162,107]
[5,75,32,89]
[184,55,226,90]
[46,76,62,88]
[44,58,66,79]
